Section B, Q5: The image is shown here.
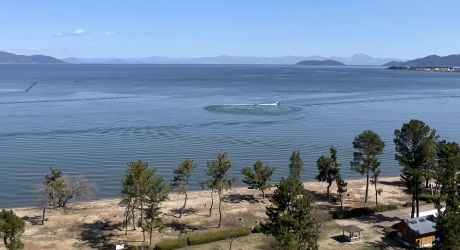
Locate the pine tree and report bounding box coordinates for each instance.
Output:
[433,140,460,250]
[289,150,304,179]
[144,170,170,247]
[120,160,155,241]
[202,152,237,227]
[120,162,138,234]
[394,120,437,218]
[0,209,25,250]
[335,174,347,210]
[316,146,340,198]
[261,177,319,250]
[241,160,276,199]
[351,130,385,204]
[171,159,196,218]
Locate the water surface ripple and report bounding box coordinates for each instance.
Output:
[1,65,459,207]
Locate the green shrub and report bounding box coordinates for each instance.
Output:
[252,224,262,233]
[187,227,250,246]
[330,204,399,219]
[155,237,187,250]
[403,201,411,207]
[419,193,446,202]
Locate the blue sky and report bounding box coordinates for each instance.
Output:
[1,1,459,59]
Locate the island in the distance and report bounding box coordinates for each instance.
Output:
[0,51,66,64]
[295,59,344,66]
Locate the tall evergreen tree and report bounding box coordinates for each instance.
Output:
[171,159,196,218]
[394,119,437,218]
[202,152,237,228]
[434,140,460,250]
[120,160,155,241]
[144,170,170,247]
[335,174,347,210]
[120,163,137,234]
[351,130,385,203]
[289,150,304,179]
[241,160,276,199]
[261,177,319,250]
[316,146,340,198]
[0,209,25,250]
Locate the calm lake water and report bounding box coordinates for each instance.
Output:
[1,64,459,208]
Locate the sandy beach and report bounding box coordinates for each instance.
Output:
[4,176,410,250]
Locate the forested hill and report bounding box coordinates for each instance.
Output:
[0,51,66,64]
[296,59,344,66]
[383,54,460,67]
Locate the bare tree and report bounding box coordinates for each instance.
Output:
[57,174,98,207]
[36,168,98,224]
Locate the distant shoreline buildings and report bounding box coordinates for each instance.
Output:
[387,66,460,72]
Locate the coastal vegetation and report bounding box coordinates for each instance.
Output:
[0,209,25,250]
[288,150,304,179]
[394,119,438,218]
[351,130,385,205]
[261,176,319,250]
[171,159,196,218]
[201,152,238,228]
[315,146,341,198]
[433,140,460,249]
[119,160,171,246]
[241,160,276,199]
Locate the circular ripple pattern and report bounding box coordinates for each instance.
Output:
[204,104,303,115]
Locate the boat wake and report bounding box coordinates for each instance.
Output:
[223,101,279,106]
[204,101,301,116]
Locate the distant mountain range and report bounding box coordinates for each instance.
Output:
[383,54,460,67]
[60,53,407,65]
[296,59,344,66]
[0,51,65,64]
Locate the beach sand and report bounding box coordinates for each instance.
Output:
[5,176,410,250]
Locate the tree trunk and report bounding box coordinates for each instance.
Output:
[209,187,214,217]
[416,185,420,217]
[365,172,369,203]
[218,194,222,228]
[180,192,188,219]
[425,177,429,188]
[125,209,129,235]
[3,236,7,247]
[374,181,378,206]
[411,189,416,218]
[149,225,153,246]
[132,206,136,230]
[340,193,343,210]
[42,205,46,225]
[327,181,332,198]
[141,201,145,242]
[261,190,265,199]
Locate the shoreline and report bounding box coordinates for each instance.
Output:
[7,176,402,212]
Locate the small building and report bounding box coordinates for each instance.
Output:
[395,215,436,248]
[340,224,364,243]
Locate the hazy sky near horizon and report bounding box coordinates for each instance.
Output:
[2,1,459,59]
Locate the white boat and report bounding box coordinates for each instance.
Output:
[258,101,279,106]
